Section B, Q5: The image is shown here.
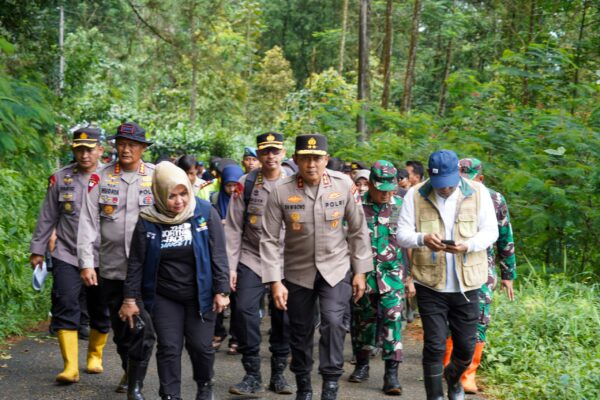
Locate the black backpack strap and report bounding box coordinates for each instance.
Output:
[243,169,259,205]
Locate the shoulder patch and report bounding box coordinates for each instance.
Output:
[88,174,100,192]
[351,184,361,204]
[48,175,56,190]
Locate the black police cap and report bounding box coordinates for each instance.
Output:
[295,134,328,156]
[257,132,284,150]
[108,122,153,145]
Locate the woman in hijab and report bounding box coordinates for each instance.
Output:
[213,164,244,221]
[119,161,230,400]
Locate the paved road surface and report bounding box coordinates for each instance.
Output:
[0,317,485,400]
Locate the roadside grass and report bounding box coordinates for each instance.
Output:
[482,275,600,400]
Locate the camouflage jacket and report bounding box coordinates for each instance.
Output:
[362,192,406,294]
[488,188,516,280]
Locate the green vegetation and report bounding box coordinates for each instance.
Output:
[0,1,599,397]
[483,274,600,400]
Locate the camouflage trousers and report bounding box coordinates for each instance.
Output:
[351,289,404,362]
[477,266,497,343]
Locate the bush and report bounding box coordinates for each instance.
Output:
[482,276,600,400]
[0,167,52,340]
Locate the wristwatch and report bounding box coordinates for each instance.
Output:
[218,292,230,297]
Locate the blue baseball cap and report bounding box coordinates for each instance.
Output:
[428,150,460,188]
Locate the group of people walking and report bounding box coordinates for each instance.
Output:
[30,122,515,400]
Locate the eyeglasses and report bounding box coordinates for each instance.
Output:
[258,148,282,156]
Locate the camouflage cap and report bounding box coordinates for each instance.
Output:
[459,158,483,180]
[370,160,398,191]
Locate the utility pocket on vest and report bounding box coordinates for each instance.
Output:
[458,214,477,238]
[419,214,440,234]
[461,250,487,286]
[411,249,443,287]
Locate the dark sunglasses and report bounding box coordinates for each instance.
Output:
[258,148,282,155]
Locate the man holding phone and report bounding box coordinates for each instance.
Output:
[397,150,498,400]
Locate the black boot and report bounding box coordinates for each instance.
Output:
[348,357,369,383]
[321,378,339,400]
[383,360,402,395]
[295,374,312,400]
[161,396,181,400]
[423,364,444,400]
[195,381,214,400]
[444,359,469,400]
[127,362,148,400]
[115,372,128,393]
[269,356,294,394]
[228,355,264,395]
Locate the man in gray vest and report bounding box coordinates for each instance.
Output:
[261,134,372,400]
[30,125,110,384]
[78,122,156,400]
[397,150,498,400]
[226,132,292,396]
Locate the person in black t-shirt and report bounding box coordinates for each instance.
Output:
[120,161,230,400]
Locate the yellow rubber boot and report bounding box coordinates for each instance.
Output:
[56,330,80,383]
[86,329,109,374]
[461,342,485,394]
[443,337,453,367]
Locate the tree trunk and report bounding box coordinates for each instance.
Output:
[189,2,197,125]
[522,0,536,106]
[381,0,393,109]
[338,0,349,74]
[437,38,453,116]
[570,0,590,115]
[401,0,422,114]
[437,0,456,116]
[357,0,370,141]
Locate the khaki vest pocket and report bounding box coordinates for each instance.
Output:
[412,249,443,287]
[458,214,477,238]
[420,217,440,234]
[461,250,487,286]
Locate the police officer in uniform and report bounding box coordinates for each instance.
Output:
[30,126,110,384]
[226,132,292,396]
[261,134,373,400]
[77,122,156,400]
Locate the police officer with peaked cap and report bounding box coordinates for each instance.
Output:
[77,122,156,400]
[226,132,293,396]
[30,125,111,384]
[260,134,373,400]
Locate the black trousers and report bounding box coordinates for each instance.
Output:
[151,293,216,397]
[415,283,479,368]
[100,277,155,370]
[235,263,290,357]
[50,258,110,333]
[286,272,351,379]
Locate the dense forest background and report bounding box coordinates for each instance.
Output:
[1,1,599,398]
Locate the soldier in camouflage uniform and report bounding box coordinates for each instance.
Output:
[441,158,516,394]
[349,160,409,396]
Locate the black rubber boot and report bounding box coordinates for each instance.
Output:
[444,359,469,400]
[321,379,339,400]
[115,372,128,393]
[423,364,444,400]
[348,356,369,383]
[269,356,294,394]
[127,362,148,400]
[195,381,214,400]
[383,360,402,395]
[295,374,313,400]
[228,355,264,395]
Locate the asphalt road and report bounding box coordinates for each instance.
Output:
[0,317,485,400]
